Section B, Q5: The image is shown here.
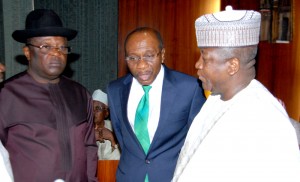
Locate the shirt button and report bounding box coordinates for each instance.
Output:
[145,159,150,164]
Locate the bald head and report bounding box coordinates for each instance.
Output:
[124,27,164,54]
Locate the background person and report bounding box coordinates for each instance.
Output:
[107,27,206,182]
[92,89,120,160]
[0,9,97,181]
[172,6,300,182]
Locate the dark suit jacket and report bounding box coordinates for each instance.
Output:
[107,65,206,182]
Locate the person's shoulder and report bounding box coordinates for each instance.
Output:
[0,71,28,91]
[0,72,34,100]
[60,76,92,100]
[165,65,196,78]
[60,75,84,87]
[246,79,275,101]
[60,76,90,94]
[108,73,132,88]
[164,66,198,84]
[2,71,27,84]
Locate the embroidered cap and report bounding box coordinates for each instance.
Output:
[92,89,108,106]
[195,5,261,47]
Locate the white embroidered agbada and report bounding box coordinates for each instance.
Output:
[173,79,300,182]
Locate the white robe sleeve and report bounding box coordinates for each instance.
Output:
[0,141,14,182]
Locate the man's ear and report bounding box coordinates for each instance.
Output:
[105,109,110,119]
[227,57,239,75]
[23,46,31,61]
[161,48,165,63]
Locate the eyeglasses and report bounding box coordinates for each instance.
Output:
[125,51,161,63]
[26,43,71,55]
[94,105,108,113]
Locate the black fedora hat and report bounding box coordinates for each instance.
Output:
[12,9,77,43]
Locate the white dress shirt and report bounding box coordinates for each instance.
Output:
[127,65,164,142]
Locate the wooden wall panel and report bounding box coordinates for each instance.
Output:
[256,42,275,91]
[221,0,259,10]
[256,42,293,107]
[290,0,300,120]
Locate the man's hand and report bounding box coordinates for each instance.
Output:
[95,127,117,146]
[0,63,5,82]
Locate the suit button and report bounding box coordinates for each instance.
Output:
[145,159,150,164]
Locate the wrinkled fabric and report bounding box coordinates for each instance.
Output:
[0,72,98,182]
[174,79,300,182]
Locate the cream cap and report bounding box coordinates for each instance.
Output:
[92,89,108,106]
[195,6,261,47]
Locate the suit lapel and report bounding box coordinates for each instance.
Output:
[120,67,177,155]
[120,75,135,135]
[119,75,146,152]
[150,66,176,151]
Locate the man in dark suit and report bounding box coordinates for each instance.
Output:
[107,27,206,182]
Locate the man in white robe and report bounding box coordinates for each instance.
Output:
[92,89,121,160]
[172,5,300,182]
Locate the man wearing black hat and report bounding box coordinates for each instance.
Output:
[0,9,98,181]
